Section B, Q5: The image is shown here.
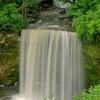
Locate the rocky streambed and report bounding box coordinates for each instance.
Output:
[28,6,72,31]
[0,85,18,100]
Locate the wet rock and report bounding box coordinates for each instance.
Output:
[59,9,66,14]
[48,25,59,27]
[0,85,5,88]
[37,19,43,23]
[29,18,38,23]
[39,0,53,7]
[14,82,19,86]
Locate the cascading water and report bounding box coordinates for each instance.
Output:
[53,0,71,9]
[12,29,85,100]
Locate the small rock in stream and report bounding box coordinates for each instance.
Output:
[0,85,5,88]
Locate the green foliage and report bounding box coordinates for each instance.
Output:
[73,5,100,42]
[68,0,100,42]
[0,0,39,33]
[22,0,38,19]
[24,0,38,9]
[83,44,100,86]
[68,0,96,17]
[0,3,26,33]
[74,85,100,100]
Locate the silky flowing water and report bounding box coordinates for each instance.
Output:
[11,29,85,100]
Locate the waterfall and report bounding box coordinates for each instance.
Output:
[12,29,85,100]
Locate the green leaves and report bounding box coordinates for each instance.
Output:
[68,0,100,42]
[24,0,38,8]
[75,6,100,42]
[83,44,100,85]
[0,3,26,33]
[0,0,39,33]
[10,13,26,32]
[74,85,100,100]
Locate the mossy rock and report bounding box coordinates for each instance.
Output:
[0,34,19,85]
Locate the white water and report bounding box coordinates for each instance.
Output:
[12,29,85,100]
[53,0,71,9]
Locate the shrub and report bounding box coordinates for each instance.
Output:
[74,85,100,100]
[83,44,100,86]
[0,3,26,33]
[73,5,100,42]
[68,0,100,42]
[24,0,38,9]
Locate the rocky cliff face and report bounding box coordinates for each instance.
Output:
[0,34,19,86]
